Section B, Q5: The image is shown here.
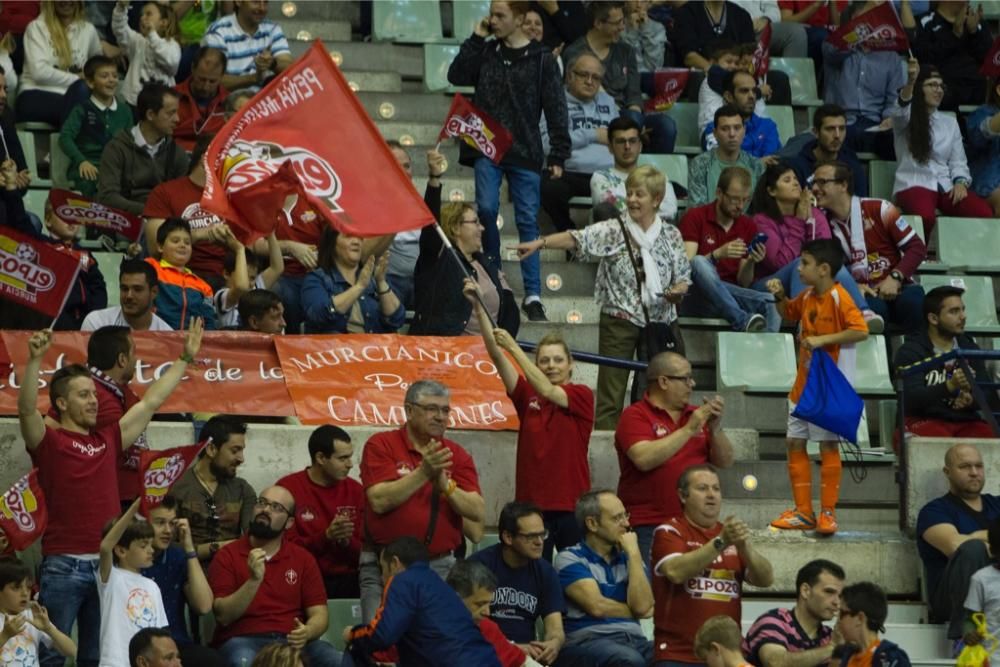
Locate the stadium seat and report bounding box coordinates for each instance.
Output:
[372,0,443,43]
[49,132,71,190]
[326,599,363,649]
[770,57,822,107]
[477,533,500,552]
[853,335,894,396]
[423,44,472,93]
[451,0,489,40]
[936,217,1000,272]
[24,188,47,220]
[878,399,897,452]
[918,274,1000,334]
[765,105,795,145]
[716,332,797,392]
[907,215,924,243]
[638,153,688,190]
[665,102,701,154]
[16,124,54,187]
[869,160,897,202]
[94,252,124,306]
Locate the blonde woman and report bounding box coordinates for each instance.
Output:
[112,0,181,107]
[251,643,305,667]
[18,1,101,125]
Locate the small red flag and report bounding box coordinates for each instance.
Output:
[982,37,1000,77]
[753,22,772,79]
[0,469,48,552]
[0,226,85,320]
[48,189,144,241]
[139,443,205,516]
[826,2,909,53]
[438,93,514,164]
[644,68,690,112]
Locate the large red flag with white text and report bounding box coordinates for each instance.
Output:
[139,443,206,516]
[48,189,144,241]
[201,41,434,242]
[438,94,513,164]
[982,37,1000,77]
[826,2,909,53]
[0,227,85,319]
[0,469,47,552]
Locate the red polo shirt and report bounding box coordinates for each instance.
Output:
[173,79,228,152]
[207,535,326,646]
[360,427,481,555]
[274,199,326,277]
[144,176,227,276]
[679,202,757,284]
[615,397,711,526]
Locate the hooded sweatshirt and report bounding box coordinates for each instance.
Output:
[96,127,189,215]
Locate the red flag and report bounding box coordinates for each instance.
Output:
[202,41,434,243]
[982,37,1000,77]
[826,2,909,53]
[0,470,47,552]
[438,93,514,164]
[644,68,690,112]
[139,443,205,516]
[753,22,772,79]
[0,226,85,319]
[48,189,144,241]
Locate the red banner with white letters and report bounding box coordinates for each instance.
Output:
[438,93,514,164]
[0,469,47,552]
[48,189,144,241]
[826,2,909,52]
[139,443,205,516]
[0,227,84,319]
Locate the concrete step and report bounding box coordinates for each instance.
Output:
[502,259,597,298]
[342,70,402,93]
[282,19,351,42]
[377,121,449,146]
[357,91,453,123]
[272,0,358,24]
[716,498,898,532]
[316,41,424,78]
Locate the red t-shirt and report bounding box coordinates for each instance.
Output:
[144,176,228,275]
[275,199,326,277]
[511,377,594,512]
[777,0,847,26]
[275,469,365,578]
[480,617,524,667]
[207,535,327,646]
[30,424,122,555]
[652,516,747,663]
[679,203,756,284]
[173,79,228,152]
[615,398,711,526]
[360,427,481,555]
[829,199,917,285]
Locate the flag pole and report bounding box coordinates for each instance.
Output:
[432,222,497,329]
[886,0,914,58]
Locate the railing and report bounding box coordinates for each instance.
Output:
[517,341,649,372]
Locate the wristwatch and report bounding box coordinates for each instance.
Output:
[890,270,904,283]
[209,542,220,556]
[713,537,726,552]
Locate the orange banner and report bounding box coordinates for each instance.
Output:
[0,331,294,416]
[273,334,519,431]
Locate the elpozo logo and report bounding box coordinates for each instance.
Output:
[0,235,55,293]
[0,474,41,532]
[56,198,133,234]
[143,453,187,503]
[220,139,343,212]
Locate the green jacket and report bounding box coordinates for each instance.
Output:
[59,97,134,173]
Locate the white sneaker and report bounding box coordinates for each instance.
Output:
[863,309,885,334]
[744,314,767,332]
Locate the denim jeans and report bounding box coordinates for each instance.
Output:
[38,555,101,667]
[753,259,869,311]
[684,256,780,331]
[217,634,343,667]
[555,630,654,667]
[634,524,656,581]
[473,157,542,298]
[272,274,305,334]
[620,108,677,154]
[866,284,925,336]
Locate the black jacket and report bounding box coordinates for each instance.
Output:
[913,12,993,91]
[448,34,570,172]
[894,330,998,422]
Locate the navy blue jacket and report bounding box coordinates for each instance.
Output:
[347,562,502,667]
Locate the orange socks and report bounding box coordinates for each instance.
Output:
[820,446,842,511]
[787,448,813,516]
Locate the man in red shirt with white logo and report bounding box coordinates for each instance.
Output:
[615,351,734,575]
[276,424,365,599]
[359,379,485,622]
[653,465,773,665]
[16,320,203,667]
[208,484,342,666]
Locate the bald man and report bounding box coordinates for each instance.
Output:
[207,485,343,666]
[614,351,735,575]
[917,444,1000,640]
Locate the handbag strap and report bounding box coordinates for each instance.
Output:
[615,215,652,326]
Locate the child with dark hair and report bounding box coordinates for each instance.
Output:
[214,231,283,329]
[0,557,76,665]
[835,582,911,667]
[145,217,217,329]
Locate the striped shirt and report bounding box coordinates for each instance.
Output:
[201,13,290,77]
[743,607,833,667]
[555,540,645,641]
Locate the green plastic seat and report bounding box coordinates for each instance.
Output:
[93,252,124,306]
[869,160,897,202]
[936,217,1000,272]
[918,274,1000,334]
[15,127,53,187]
[852,335,893,396]
[50,131,71,190]
[665,102,701,154]
[451,0,489,40]
[716,332,797,392]
[326,599,363,650]
[477,533,500,552]
[373,0,443,43]
[638,153,688,190]
[765,105,795,145]
[24,188,47,220]
[770,57,822,107]
[878,399,898,451]
[423,44,472,93]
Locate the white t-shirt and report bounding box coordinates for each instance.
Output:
[0,609,53,666]
[81,306,174,331]
[98,567,167,667]
[965,565,1000,666]
[214,274,267,329]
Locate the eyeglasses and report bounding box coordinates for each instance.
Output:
[255,497,290,514]
[721,192,751,206]
[408,402,452,416]
[609,511,630,525]
[516,530,549,542]
[612,137,640,146]
[811,177,843,188]
[572,70,602,82]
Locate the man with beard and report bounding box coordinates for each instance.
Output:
[785,105,867,196]
[168,415,256,564]
[208,485,342,666]
[82,260,173,331]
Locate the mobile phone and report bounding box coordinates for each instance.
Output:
[748,232,768,254]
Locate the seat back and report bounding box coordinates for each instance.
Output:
[638,153,689,189]
[373,0,443,42]
[918,275,1000,333]
[766,105,795,145]
[717,332,797,392]
[771,57,821,106]
[869,160,897,202]
[936,217,1000,272]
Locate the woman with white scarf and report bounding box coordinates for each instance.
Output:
[515,165,691,430]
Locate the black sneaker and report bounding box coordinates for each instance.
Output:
[522,300,548,322]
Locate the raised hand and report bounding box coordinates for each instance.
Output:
[247,547,266,581]
[182,317,204,359]
[27,329,52,360]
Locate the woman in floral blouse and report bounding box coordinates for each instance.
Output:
[516,165,691,429]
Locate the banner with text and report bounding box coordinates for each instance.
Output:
[274,334,519,431]
[0,469,47,552]
[139,442,205,516]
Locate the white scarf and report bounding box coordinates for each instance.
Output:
[624,216,664,308]
[829,196,869,284]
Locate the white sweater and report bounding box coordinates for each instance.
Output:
[20,17,101,95]
[112,6,180,105]
[890,101,972,194]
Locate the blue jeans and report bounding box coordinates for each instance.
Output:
[752,259,869,310]
[867,283,925,336]
[38,555,101,667]
[217,634,343,667]
[684,255,780,331]
[621,108,677,154]
[555,631,654,667]
[273,274,305,334]
[473,158,542,298]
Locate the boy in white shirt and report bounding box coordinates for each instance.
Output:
[0,558,76,665]
[98,499,168,667]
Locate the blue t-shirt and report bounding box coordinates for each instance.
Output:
[142,545,191,645]
[468,544,566,643]
[555,540,644,640]
[916,493,1000,596]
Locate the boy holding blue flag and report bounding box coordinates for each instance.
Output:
[766,239,868,535]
